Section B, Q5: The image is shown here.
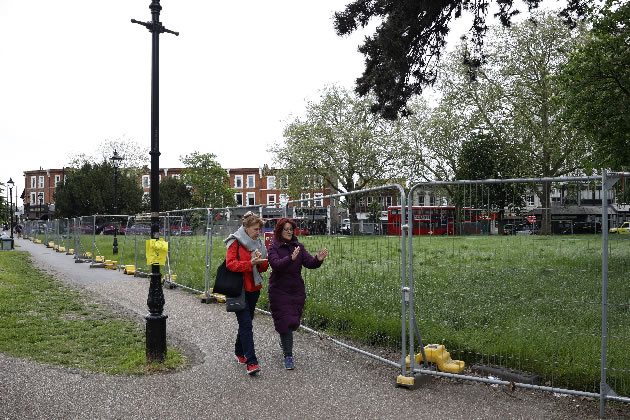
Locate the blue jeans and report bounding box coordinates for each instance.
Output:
[234,290,260,365]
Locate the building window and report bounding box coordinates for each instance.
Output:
[30,192,36,204]
[267,194,276,205]
[267,176,276,190]
[235,193,243,206]
[31,176,36,188]
[172,174,180,180]
[37,192,44,203]
[279,194,289,205]
[247,192,255,206]
[235,175,243,189]
[301,193,311,207]
[142,175,150,189]
[429,196,436,206]
[54,175,61,186]
[38,176,44,188]
[247,175,255,188]
[386,196,393,207]
[525,194,535,206]
[314,193,323,208]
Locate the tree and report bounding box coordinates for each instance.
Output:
[424,13,590,233]
[180,152,235,208]
[334,0,589,119]
[270,85,405,224]
[455,133,526,234]
[54,162,144,218]
[159,177,193,211]
[559,0,630,171]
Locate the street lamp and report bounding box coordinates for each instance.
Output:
[7,178,14,249]
[132,0,178,362]
[110,150,124,254]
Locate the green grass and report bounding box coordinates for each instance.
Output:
[39,228,630,395]
[0,251,187,374]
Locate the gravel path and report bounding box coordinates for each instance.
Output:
[0,238,620,419]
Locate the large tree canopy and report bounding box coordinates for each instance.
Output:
[54,162,144,218]
[180,152,235,208]
[270,85,404,215]
[334,0,589,119]
[559,0,630,170]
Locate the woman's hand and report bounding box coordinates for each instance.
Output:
[291,246,300,261]
[251,249,266,266]
[316,248,328,261]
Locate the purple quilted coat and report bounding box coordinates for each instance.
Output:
[268,237,323,334]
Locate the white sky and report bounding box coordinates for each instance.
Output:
[0,0,563,207]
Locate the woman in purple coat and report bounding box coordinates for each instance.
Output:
[268,217,328,370]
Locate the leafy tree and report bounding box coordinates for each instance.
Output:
[559,0,630,170]
[455,133,526,233]
[180,152,235,208]
[159,177,193,211]
[421,13,591,233]
[54,162,144,218]
[334,0,589,119]
[270,85,405,224]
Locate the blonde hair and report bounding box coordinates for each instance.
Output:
[242,211,264,229]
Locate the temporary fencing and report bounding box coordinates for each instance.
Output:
[405,171,630,418]
[17,171,630,417]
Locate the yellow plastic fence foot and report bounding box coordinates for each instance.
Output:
[104,260,118,270]
[58,247,66,253]
[163,274,177,289]
[396,374,431,389]
[408,344,466,374]
[123,265,136,275]
[47,242,54,248]
[94,255,104,263]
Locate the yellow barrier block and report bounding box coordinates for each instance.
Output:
[396,375,416,387]
[48,242,55,248]
[163,274,177,282]
[211,289,226,303]
[94,255,104,263]
[36,239,42,244]
[58,247,66,253]
[406,344,465,374]
[123,265,136,275]
[68,249,75,254]
[53,245,59,251]
[84,252,92,258]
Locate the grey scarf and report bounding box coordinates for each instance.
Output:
[224,226,268,286]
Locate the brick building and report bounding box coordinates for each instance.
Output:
[22,168,67,220]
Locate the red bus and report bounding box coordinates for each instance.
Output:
[387,206,496,235]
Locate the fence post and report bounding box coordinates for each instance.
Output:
[600,169,610,418]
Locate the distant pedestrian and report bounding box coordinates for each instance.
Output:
[267,217,328,370]
[224,211,268,375]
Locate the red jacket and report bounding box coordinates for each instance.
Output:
[226,240,268,292]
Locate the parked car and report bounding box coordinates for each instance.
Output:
[516,224,539,235]
[609,221,630,235]
[503,224,515,235]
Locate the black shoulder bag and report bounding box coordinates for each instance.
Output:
[213,242,245,298]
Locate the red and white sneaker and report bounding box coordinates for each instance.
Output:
[234,354,247,365]
[246,364,261,375]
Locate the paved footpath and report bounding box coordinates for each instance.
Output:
[0,238,621,419]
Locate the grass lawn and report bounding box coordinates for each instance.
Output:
[0,250,187,374]
[43,230,630,395]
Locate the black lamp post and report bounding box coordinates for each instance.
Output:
[7,178,14,248]
[110,150,124,254]
[39,196,43,220]
[132,0,178,363]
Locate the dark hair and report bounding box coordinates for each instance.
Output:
[273,217,296,242]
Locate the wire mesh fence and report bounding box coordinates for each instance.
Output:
[15,171,630,416]
[406,173,630,413]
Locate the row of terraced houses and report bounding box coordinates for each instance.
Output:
[21,167,401,226]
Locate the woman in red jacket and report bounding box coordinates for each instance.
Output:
[224,211,268,375]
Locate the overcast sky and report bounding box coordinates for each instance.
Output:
[0,1,562,207]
